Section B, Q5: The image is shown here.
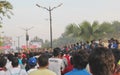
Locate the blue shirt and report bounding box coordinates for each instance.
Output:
[18,59,22,65]
[65,68,90,75]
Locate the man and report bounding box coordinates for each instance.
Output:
[27,57,37,74]
[89,47,115,75]
[6,57,28,75]
[61,51,73,75]
[112,49,120,75]
[29,54,56,75]
[65,50,90,75]
[48,47,65,75]
[0,56,7,75]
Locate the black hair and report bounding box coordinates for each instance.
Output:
[7,54,14,61]
[11,57,19,67]
[53,47,61,57]
[22,58,27,65]
[89,47,115,75]
[29,52,34,58]
[59,51,64,57]
[38,54,49,67]
[111,49,120,70]
[0,56,7,67]
[112,49,120,64]
[71,50,89,70]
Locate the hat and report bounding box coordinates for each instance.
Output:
[28,57,37,66]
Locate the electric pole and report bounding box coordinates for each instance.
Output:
[21,27,34,50]
[36,3,62,49]
[17,35,22,52]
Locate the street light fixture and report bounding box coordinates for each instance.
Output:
[21,27,34,50]
[36,3,62,49]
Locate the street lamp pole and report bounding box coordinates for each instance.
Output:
[17,36,22,52]
[36,3,62,49]
[21,27,34,50]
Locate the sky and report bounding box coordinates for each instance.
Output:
[1,0,120,46]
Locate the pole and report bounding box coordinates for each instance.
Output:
[26,30,29,50]
[36,3,62,49]
[21,27,33,50]
[18,37,19,49]
[18,36,20,51]
[49,7,53,49]
[17,35,22,52]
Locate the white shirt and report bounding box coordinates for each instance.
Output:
[48,58,64,75]
[6,67,28,75]
[0,71,6,75]
[6,61,12,70]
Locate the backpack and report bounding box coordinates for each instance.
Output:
[62,55,73,74]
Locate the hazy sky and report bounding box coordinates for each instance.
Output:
[2,0,120,45]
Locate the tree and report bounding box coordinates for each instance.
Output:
[0,0,13,20]
[63,21,114,41]
[98,22,113,39]
[42,20,119,48]
[79,21,100,41]
[30,36,43,44]
[111,21,120,38]
[64,23,80,37]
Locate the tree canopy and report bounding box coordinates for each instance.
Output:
[63,21,117,41]
[42,20,120,48]
[0,0,13,20]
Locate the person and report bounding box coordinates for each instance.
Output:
[112,49,120,75]
[18,53,22,65]
[65,50,90,75]
[25,52,36,71]
[5,53,14,70]
[29,54,56,75]
[6,57,28,75]
[21,58,27,70]
[27,57,37,74]
[98,39,104,47]
[62,51,73,75]
[89,47,115,75]
[48,47,65,75]
[0,56,7,75]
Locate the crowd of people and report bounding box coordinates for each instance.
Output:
[0,38,120,75]
[61,38,119,52]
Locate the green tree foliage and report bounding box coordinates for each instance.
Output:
[0,0,13,20]
[98,22,113,39]
[0,1,13,47]
[64,23,80,37]
[111,21,120,39]
[64,21,114,41]
[80,21,100,41]
[42,20,120,48]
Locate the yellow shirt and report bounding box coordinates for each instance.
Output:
[118,60,120,65]
[29,69,56,75]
